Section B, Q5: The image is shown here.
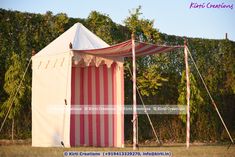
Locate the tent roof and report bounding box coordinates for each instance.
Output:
[74,40,183,58]
[35,22,109,57]
[35,22,183,58]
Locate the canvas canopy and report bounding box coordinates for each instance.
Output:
[32,22,182,148]
[76,39,182,57]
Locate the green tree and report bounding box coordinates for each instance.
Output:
[0,52,29,139]
[123,6,163,98]
[123,6,165,141]
[177,70,204,123]
[53,13,69,34]
[137,65,167,97]
[86,11,128,44]
[187,38,235,140]
[124,6,160,43]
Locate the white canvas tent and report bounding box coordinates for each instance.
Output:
[32,22,192,148]
[32,23,124,147]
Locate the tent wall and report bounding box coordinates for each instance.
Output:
[70,63,124,147]
[32,53,72,147]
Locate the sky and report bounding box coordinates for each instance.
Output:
[1,0,235,41]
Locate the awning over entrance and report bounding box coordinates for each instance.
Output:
[74,39,183,58]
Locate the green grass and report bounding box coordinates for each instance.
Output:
[0,145,234,157]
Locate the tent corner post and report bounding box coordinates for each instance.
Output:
[184,37,190,149]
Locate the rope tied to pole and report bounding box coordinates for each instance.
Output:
[186,46,234,144]
[0,57,32,133]
[127,65,161,145]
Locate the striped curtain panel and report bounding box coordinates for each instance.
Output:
[70,63,124,147]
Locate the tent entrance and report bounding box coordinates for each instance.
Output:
[70,63,124,147]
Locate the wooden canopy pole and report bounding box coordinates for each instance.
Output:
[184,38,190,148]
[132,33,137,150]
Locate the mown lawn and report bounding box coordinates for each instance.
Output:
[0,145,234,157]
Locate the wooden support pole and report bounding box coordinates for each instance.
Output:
[132,33,137,150]
[184,38,190,148]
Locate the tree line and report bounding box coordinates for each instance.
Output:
[0,7,234,143]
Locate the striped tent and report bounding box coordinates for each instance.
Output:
[32,22,182,148]
[75,39,182,57]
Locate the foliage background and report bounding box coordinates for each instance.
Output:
[0,8,234,142]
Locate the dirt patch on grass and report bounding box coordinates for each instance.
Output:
[0,139,31,146]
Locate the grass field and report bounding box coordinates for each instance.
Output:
[0,144,235,157]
